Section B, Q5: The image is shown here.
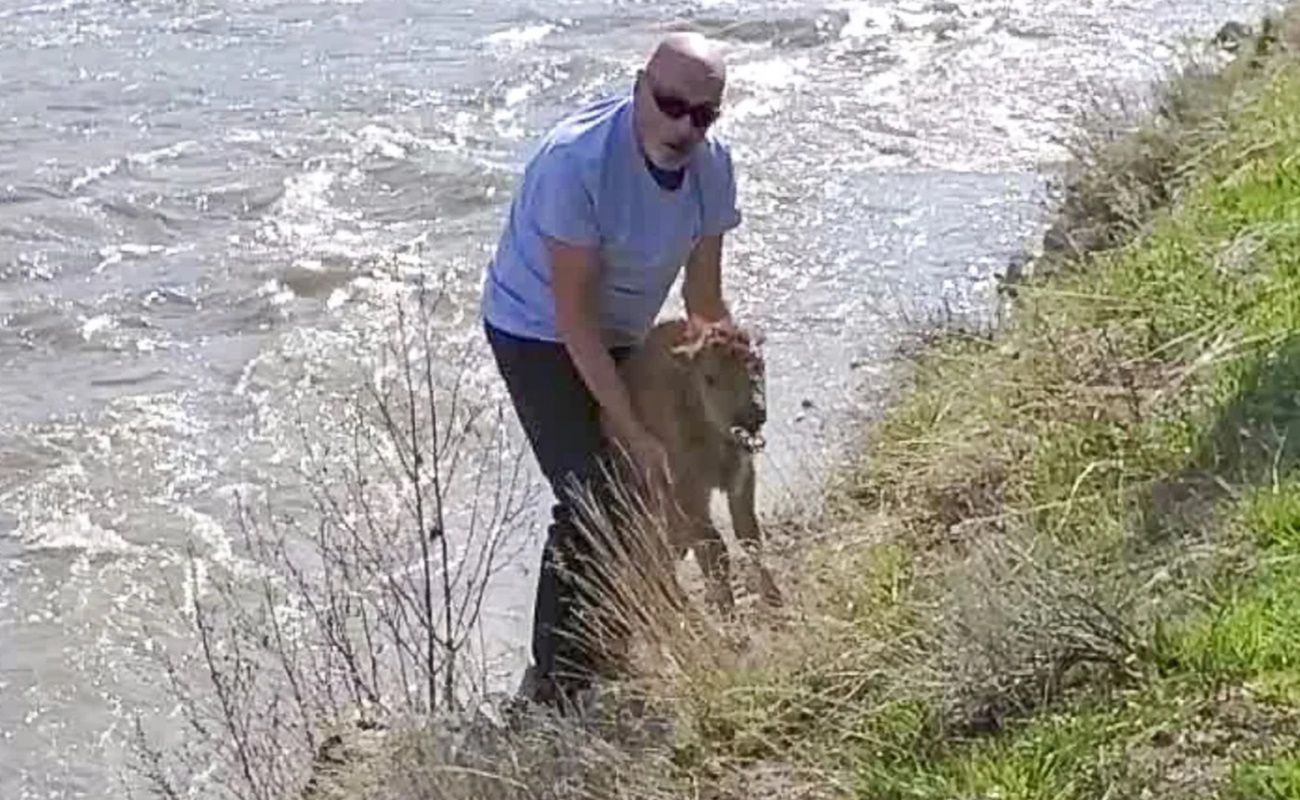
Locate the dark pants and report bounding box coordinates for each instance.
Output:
[484,320,631,701]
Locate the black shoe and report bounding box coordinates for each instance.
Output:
[516,664,554,704]
[515,664,598,718]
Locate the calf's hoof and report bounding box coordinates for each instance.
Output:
[705,580,736,618]
[757,567,785,607]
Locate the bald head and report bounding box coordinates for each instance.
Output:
[634,33,728,171]
[645,32,727,89]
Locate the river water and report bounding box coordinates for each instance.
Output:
[0,0,1277,796]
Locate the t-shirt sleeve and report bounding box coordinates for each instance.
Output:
[700,141,742,237]
[526,148,600,247]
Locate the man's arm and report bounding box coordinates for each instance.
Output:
[547,237,648,448]
[682,233,732,327]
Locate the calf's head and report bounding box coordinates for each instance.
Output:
[671,322,767,449]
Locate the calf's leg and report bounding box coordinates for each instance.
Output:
[677,484,735,617]
[727,456,783,607]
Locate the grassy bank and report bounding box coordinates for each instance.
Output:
[641,9,1300,798]
[313,9,1300,800]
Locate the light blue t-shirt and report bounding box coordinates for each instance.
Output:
[481,92,742,346]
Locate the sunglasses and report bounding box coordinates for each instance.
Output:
[644,77,720,129]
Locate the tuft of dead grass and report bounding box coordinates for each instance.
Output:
[922,527,1152,734]
[299,700,682,800]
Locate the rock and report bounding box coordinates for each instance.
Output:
[707,11,849,49]
[1000,251,1031,284]
[800,398,815,410]
[927,1,961,13]
[300,708,389,800]
[1213,21,1253,52]
[1041,221,1104,258]
[927,17,961,40]
[1041,221,1072,254]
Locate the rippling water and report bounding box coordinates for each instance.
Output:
[0,0,1276,796]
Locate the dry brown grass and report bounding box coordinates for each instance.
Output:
[302,702,682,800]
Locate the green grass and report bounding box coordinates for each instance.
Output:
[854,700,1154,799]
[1171,485,1300,697]
[1227,751,1300,799]
[651,18,1300,799]
[860,477,1300,799]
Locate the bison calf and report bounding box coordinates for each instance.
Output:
[606,317,783,615]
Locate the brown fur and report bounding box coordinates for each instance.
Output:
[605,318,782,614]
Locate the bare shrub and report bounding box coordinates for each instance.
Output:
[917,524,1152,734]
[281,469,750,800]
[130,276,541,800]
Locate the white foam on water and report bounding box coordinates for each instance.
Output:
[69,159,122,193]
[66,141,197,194]
[19,512,138,557]
[27,19,123,49]
[94,243,167,273]
[836,2,894,39]
[257,278,297,306]
[257,168,365,259]
[719,55,809,125]
[78,314,115,340]
[0,0,76,21]
[733,55,808,89]
[107,393,206,439]
[504,83,534,107]
[353,124,415,160]
[226,128,270,144]
[254,134,435,266]
[326,287,350,310]
[482,23,556,48]
[171,506,263,606]
[179,508,234,568]
[128,140,199,169]
[892,6,943,32]
[278,168,335,218]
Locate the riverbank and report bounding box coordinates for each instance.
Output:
[304,7,1300,799]
[659,9,1300,797]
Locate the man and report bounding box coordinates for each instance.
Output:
[480,32,742,708]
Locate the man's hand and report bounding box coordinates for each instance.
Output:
[685,311,735,341]
[625,429,674,497]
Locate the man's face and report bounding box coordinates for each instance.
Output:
[636,68,723,171]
